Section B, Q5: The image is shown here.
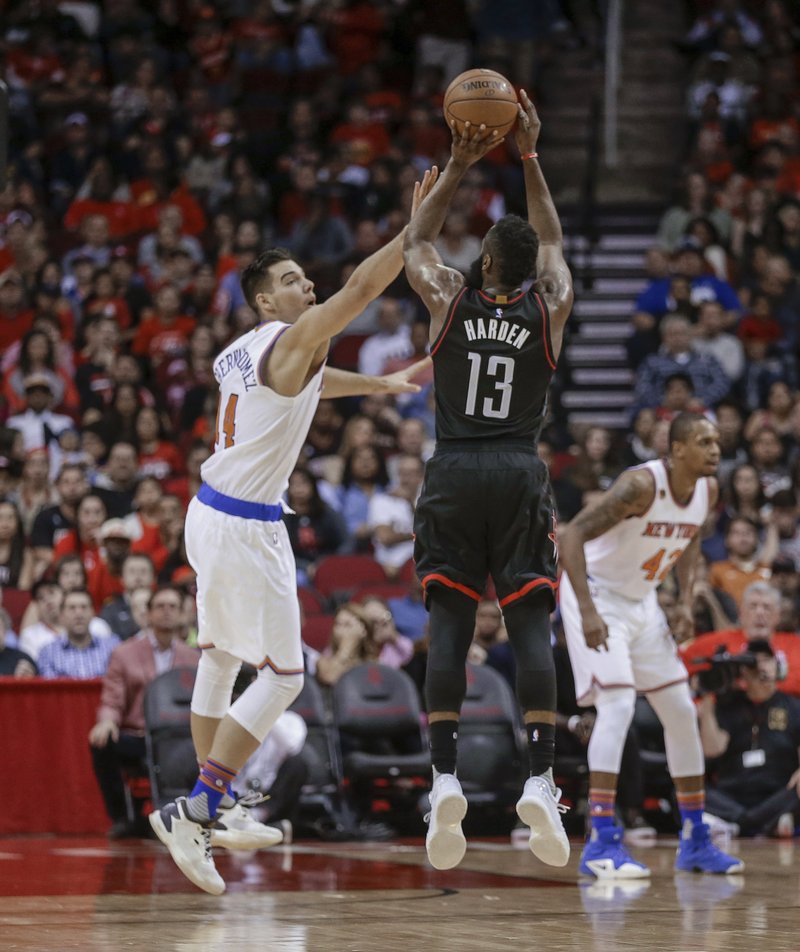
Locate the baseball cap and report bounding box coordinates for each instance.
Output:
[65,112,89,126]
[23,372,53,391]
[0,269,23,287]
[6,210,33,229]
[100,518,134,541]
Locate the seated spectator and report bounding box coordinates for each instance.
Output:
[2,328,80,416]
[284,468,347,582]
[52,493,107,582]
[124,476,163,552]
[10,448,58,537]
[6,373,74,452]
[749,426,792,498]
[357,297,413,377]
[692,300,744,383]
[709,516,779,610]
[656,171,733,253]
[467,598,515,686]
[0,607,36,677]
[744,381,796,444]
[360,595,414,670]
[691,555,738,635]
[697,639,800,837]
[387,574,428,642]
[338,445,388,550]
[134,406,184,480]
[93,441,139,517]
[0,500,35,590]
[682,581,800,698]
[630,315,732,418]
[88,585,199,837]
[163,441,210,509]
[38,588,120,679]
[434,211,482,273]
[18,580,65,662]
[316,603,376,686]
[368,453,423,579]
[99,553,156,641]
[560,426,622,503]
[132,284,196,370]
[771,490,800,569]
[0,269,35,352]
[656,371,703,421]
[29,463,90,578]
[715,400,748,485]
[735,324,797,414]
[623,408,658,466]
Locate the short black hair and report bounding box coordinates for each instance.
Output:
[669,411,708,446]
[665,372,695,392]
[485,215,539,288]
[241,248,293,310]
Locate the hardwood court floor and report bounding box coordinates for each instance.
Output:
[2,834,799,951]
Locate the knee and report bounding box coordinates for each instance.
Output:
[595,687,637,730]
[259,667,304,707]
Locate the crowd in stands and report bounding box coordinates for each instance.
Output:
[0,0,799,838]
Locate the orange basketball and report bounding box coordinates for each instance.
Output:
[442,68,519,138]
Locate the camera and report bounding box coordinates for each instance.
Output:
[694,648,757,695]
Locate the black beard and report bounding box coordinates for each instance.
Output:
[465,256,483,289]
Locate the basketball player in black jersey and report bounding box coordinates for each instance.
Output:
[403,90,573,870]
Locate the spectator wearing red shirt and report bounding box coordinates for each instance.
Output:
[681,581,800,699]
[132,284,196,368]
[63,157,141,240]
[126,476,163,557]
[52,493,108,590]
[0,270,34,352]
[134,406,185,481]
[2,328,79,416]
[83,269,133,334]
[164,441,210,510]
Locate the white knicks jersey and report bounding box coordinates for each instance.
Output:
[582,459,710,601]
[200,321,325,503]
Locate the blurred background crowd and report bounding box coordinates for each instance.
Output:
[1,0,799,841]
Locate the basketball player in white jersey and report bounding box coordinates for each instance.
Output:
[149,169,438,894]
[558,412,743,879]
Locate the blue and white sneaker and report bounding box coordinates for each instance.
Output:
[674,821,744,874]
[579,825,651,880]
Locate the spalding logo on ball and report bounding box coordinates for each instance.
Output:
[443,68,519,138]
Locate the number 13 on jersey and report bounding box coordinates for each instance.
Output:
[215,394,239,449]
[465,352,515,420]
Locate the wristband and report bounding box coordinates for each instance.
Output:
[567,714,581,734]
[522,151,539,160]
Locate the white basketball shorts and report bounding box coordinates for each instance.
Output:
[559,572,688,707]
[185,496,304,673]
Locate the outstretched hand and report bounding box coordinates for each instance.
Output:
[410,166,439,217]
[514,88,541,156]
[378,356,432,394]
[450,121,503,168]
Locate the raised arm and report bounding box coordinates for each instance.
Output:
[558,469,655,650]
[515,90,573,354]
[321,358,432,399]
[403,125,501,342]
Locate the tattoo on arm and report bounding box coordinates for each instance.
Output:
[571,472,654,542]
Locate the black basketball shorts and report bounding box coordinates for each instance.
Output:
[413,444,558,610]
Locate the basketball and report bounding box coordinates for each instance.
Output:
[442,68,519,138]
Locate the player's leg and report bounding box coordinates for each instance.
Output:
[646,683,744,874]
[503,591,570,866]
[423,584,479,870]
[580,686,651,879]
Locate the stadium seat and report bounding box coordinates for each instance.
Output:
[298,585,327,617]
[314,554,386,603]
[457,663,526,814]
[331,663,430,826]
[302,614,335,653]
[143,667,198,808]
[329,334,370,371]
[1,588,32,632]
[352,582,408,603]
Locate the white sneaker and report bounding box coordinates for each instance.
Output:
[149,797,225,895]
[516,775,571,867]
[775,812,795,838]
[425,773,468,870]
[210,801,284,850]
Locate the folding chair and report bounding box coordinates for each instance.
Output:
[143,667,199,808]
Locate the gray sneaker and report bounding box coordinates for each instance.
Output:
[149,797,225,895]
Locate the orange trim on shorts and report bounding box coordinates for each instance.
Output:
[198,642,216,650]
[499,577,558,608]
[421,573,481,602]
[257,655,305,676]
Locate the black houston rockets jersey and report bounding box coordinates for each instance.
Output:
[430,285,557,443]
